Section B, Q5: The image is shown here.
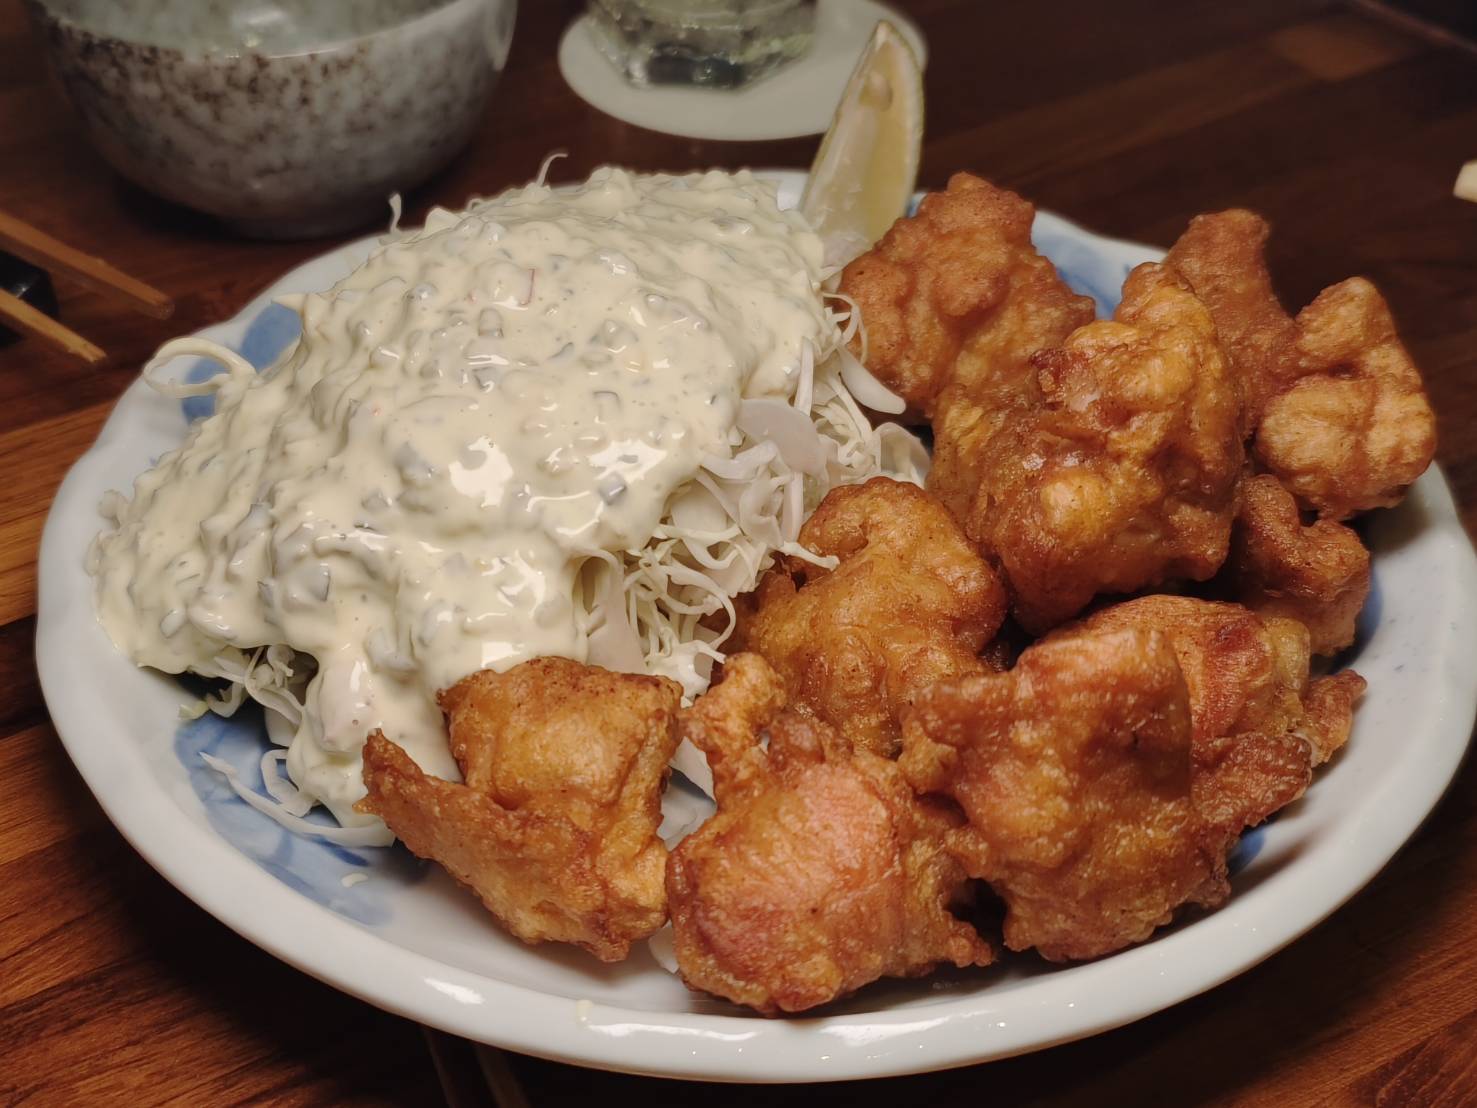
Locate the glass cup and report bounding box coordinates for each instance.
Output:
[586,0,816,89]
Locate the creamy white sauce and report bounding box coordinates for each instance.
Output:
[90,166,919,829]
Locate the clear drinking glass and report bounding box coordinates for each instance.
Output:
[586,0,816,89]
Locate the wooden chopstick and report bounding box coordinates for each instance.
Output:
[0,288,105,364]
[474,1047,532,1108]
[0,209,173,319]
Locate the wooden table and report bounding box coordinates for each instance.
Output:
[3,1,1475,1103]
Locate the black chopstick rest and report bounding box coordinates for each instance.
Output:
[0,250,59,347]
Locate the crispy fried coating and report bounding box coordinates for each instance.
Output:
[1191,727,1313,854]
[730,477,1006,757]
[838,173,1094,421]
[1059,597,1365,841]
[1300,669,1366,766]
[668,654,992,1014]
[900,630,1227,961]
[358,658,681,962]
[931,263,1244,633]
[1162,208,1292,427]
[1229,474,1372,655]
[1258,278,1436,518]
[1167,210,1436,518]
[1064,597,1314,748]
[1088,596,1367,767]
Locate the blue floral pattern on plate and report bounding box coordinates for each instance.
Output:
[176,703,425,924]
[1032,221,1136,317]
[182,301,301,421]
[174,303,436,921]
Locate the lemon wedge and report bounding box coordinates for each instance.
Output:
[801,19,924,270]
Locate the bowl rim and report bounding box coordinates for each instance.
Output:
[24,0,503,60]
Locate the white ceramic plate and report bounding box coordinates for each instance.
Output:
[36,172,1477,1082]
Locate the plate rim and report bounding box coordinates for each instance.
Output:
[35,170,1477,1082]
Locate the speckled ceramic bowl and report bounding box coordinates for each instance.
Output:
[26,0,517,237]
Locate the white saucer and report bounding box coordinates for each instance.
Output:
[557,0,927,140]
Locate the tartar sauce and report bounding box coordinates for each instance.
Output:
[90,166,905,829]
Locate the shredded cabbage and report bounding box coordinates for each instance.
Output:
[144,181,920,834]
[199,752,394,847]
[587,324,923,704]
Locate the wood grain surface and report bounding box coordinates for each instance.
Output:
[2,1,1475,1104]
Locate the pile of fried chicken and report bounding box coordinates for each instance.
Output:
[357,175,1436,1015]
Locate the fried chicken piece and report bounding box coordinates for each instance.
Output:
[932,262,1244,633]
[1058,596,1365,842]
[1191,726,1314,855]
[1228,474,1372,654]
[1060,596,1351,753]
[667,654,992,1014]
[838,173,1094,421]
[1300,668,1367,765]
[358,658,681,962]
[1161,209,1292,427]
[1258,278,1437,518]
[1167,210,1436,519]
[730,477,1006,757]
[900,630,1227,961]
